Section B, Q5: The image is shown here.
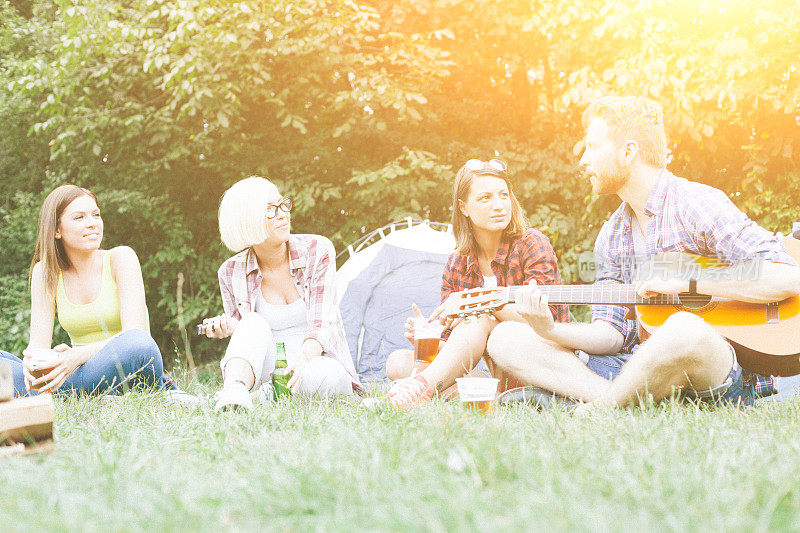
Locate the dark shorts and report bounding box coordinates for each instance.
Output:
[576,344,754,407]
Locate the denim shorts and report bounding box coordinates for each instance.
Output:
[576,343,754,407]
[575,350,630,381]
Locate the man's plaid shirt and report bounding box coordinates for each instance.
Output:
[592,170,796,395]
[217,234,360,389]
[441,228,571,323]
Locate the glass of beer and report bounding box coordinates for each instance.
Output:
[413,318,444,363]
[456,377,500,414]
[27,351,61,391]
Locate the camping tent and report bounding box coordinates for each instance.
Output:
[337,219,455,382]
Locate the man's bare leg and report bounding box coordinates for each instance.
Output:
[488,312,735,408]
[594,312,733,407]
[486,321,611,401]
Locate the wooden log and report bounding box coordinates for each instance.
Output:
[0,394,55,448]
[0,439,54,458]
[0,361,12,402]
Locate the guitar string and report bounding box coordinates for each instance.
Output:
[505,286,709,300]
[468,286,716,306]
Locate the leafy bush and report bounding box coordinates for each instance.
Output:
[1,0,797,364]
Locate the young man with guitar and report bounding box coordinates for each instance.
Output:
[468,96,800,408]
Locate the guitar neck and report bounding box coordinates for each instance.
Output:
[507,285,681,306]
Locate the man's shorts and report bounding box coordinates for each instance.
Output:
[575,343,755,407]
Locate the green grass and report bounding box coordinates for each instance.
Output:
[3,374,800,532]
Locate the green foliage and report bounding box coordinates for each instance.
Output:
[0,193,37,354]
[0,274,30,354]
[0,0,798,363]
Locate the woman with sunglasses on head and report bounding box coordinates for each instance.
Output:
[206,176,360,411]
[0,184,165,397]
[385,159,570,410]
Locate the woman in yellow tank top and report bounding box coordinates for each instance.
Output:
[0,185,166,396]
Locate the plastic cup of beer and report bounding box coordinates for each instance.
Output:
[456,377,500,414]
[27,351,60,391]
[413,318,444,363]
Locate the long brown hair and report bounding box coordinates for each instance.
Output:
[451,162,528,256]
[30,185,99,297]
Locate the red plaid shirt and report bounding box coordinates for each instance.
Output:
[217,234,360,388]
[441,228,571,323]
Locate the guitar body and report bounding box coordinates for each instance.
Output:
[637,237,800,376]
[637,295,800,375]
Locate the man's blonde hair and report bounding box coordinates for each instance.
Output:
[583,96,668,168]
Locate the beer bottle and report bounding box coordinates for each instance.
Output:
[272,342,291,400]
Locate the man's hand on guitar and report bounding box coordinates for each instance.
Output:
[517,282,556,339]
[635,278,690,299]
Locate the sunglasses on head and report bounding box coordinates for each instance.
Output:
[465,158,507,173]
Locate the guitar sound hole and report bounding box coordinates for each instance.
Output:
[678,294,713,310]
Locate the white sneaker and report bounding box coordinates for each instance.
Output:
[253,384,273,405]
[164,389,211,410]
[214,382,253,412]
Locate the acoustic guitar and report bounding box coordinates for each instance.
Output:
[446,237,800,376]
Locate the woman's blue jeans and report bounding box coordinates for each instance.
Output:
[0,329,165,397]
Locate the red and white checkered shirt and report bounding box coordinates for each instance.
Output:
[441,228,571,323]
[217,234,360,389]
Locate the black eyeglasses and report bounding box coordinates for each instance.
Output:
[465,158,507,173]
[266,197,293,219]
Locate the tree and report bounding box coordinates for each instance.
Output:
[1,0,797,361]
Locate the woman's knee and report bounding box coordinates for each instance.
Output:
[117,329,161,357]
[297,357,352,397]
[113,329,164,377]
[385,349,414,381]
[225,312,273,359]
[486,322,529,364]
